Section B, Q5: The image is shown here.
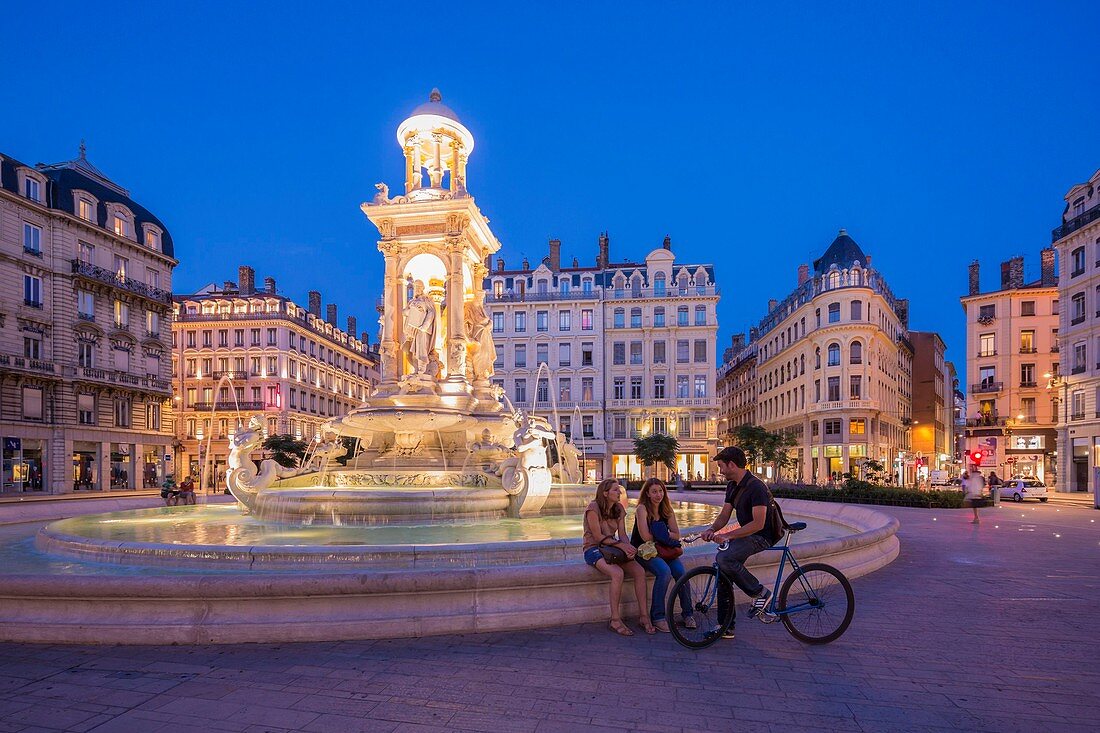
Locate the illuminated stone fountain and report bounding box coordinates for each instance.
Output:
[225,88,586,523]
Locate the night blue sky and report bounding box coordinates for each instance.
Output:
[4,1,1098,366]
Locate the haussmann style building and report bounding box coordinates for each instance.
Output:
[0,146,176,493]
[171,269,379,483]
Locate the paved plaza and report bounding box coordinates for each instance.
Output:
[1,501,1098,733]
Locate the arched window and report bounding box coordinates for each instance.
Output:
[800,354,805,374]
[827,343,840,367]
[850,340,863,364]
[828,270,840,289]
[654,273,666,296]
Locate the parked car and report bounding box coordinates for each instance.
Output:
[945,477,963,487]
[999,478,1048,503]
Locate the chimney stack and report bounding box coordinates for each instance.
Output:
[496,257,504,272]
[308,291,322,318]
[347,315,356,337]
[797,264,810,286]
[326,303,338,326]
[361,331,370,345]
[731,333,746,351]
[548,238,561,271]
[238,266,255,295]
[572,256,579,267]
[1040,247,1056,286]
[598,231,610,269]
[1008,256,1024,289]
[768,298,778,312]
[663,235,671,250]
[522,257,529,270]
[264,277,276,294]
[968,260,980,296]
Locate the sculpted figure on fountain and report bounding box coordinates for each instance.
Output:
[402,280,438,377]
[464,297,495,383]
[226,415,303,509]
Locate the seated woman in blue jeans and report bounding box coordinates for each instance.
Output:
[630,478,695,633]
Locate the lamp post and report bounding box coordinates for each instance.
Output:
[1044,371,1065,491]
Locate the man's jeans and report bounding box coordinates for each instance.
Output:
[716,534,772,626]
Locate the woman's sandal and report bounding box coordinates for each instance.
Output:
[609,619,634,637]
[640,618,658,635]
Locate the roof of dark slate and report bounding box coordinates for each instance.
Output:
[1,148,175,259]
[813,229,866,274]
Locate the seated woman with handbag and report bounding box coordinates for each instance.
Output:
[631,478,694,633]
[582,478,656,636]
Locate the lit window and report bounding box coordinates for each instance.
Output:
[79,199,95,221]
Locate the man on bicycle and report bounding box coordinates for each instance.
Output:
[701,446,777,638]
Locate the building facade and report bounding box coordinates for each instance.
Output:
[1052,167,1100,500]
[717,333,758,443]
[172,269,379,484]
[910,331,951,476]
[961,252,1058,485]
[734,230,914,484]
[0,147,176,493]
[484,234,720,481]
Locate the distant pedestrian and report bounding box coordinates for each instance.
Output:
[964,469,987,524]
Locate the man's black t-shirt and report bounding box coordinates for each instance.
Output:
[724,471,774,541]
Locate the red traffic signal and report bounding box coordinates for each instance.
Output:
[969,450,984,464]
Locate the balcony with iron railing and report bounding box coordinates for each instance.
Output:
[71,260,172,305]
[971,381,1003,394]
[976,350,997,358]
[0,352,58,377]
[966,415,1007,427]
[1019,346,1037,354]
[191,401,267,411]
[76,367,170,393]
[211,371,250,381]
[1052,202,1100,241]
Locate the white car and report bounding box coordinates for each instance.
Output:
[998,478,1049,503]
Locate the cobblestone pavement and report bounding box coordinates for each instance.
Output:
[1,501,1098,732]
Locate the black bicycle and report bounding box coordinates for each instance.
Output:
[667,521,855,648]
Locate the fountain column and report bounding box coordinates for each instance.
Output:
[444,238,469,392]
[379,244,402,390]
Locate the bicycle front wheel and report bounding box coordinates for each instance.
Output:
[777,562,854,644]
[667,566,735,650]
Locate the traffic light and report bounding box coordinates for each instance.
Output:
[969,450,984,464]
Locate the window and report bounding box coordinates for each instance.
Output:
[581,343,593,367]
[146,311,160,336]
[115,398,131,428]
[827,376,840,401]
[267,328,277,346]
[850,340,862,364]
[613,377,626,400]
[78,342,94,368]
[23,336,41,359]
[851,301,862,320]
[559,343,571,367]
[78,240,95,264]
[1020,330,1035,353]
[1021,397,1036,422]
[677,340,689,363]
[582,279,593,295]
[612,415,627,438]
[145,229,160,250]
[1072,247,1086,277]
[1072,390,1085,420]
[850,418,865,435]
[654,307,665,327]
[77,291,95,319]
[234,329,245,347]
[613,342,626,365]
[815,348,821,369]
[78,394,95,425]
[536,311,548,332]
[514,311,527,333]
[24,275,42,307]
[582,415,594,437]
[1073,197,1086,216]
[582,377,593,401]
[557,378,572,402]
[630,342,642,365]
[147,403,161,431]
[978,304,995,320]
[514,344,527,368]
[536,343,548,365]
[614,308,625,328]
[693,340,707,363]
[515,379,527,404]
[653,341,666,364]
[22,386,43,420]
[492,312,504,333]
[537,280,548,294]
[979,333,995,357]
[827,343,840,366]
[113,214,127,237]
[677,307,689,326]
[677,375,689,398]
[849,375,862,399]
[493,280,503,298]
[559,310,572,331]
[651,416,667,435]
[114,300,129,328]
[979,365,996,388]
[1073,342,1086,373]
[654,274,666,296]
[581,309,592,330]
[1021,363,1035,386]
[1021,301,1035,316]
[828,303,840,323]
[654,375,666,399]
[824,419,842,436]
[630,376,643,400]
[630,308,641,328]
[694,375,707,398]
[695,306,706,325]
[24,177,40,202]
[1070,292,1086,325]
[814,380,821,402]
[78,199,94,221]
[536,378,549,403]
[559,280,570,295]
[23,223,41,254]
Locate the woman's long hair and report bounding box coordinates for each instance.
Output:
[594,478,624,521]
[639,478,672,522]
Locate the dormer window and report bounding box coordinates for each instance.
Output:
[79,199,95,222]
[25,178,41,202]
[113,215,126,236]
[106,204,135,240]
[143,225,162,251]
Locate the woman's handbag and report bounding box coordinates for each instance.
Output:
[655,543,683,562]
[650,519,684,562]
[599,543,629,565]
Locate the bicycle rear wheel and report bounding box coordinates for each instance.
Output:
[777,562,854,644]
[667,566,735,649]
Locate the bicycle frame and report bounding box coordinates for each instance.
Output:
[703,530,818,619]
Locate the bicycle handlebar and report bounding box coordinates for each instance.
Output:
[683,533,729,552]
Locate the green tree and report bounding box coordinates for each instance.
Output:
[730,424,798,480]
[262,434,308,469]
[632,434,679,477]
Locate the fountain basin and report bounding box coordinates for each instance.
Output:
[0,496,899,644]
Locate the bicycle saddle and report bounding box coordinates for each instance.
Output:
[787,522,807,532]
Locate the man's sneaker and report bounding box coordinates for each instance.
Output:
[748,588,771,618]
[722,626,736,639]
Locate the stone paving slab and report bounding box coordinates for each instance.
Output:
[0,502,1098,732]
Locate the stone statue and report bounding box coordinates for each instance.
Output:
[307,431,348,470]
[464,298,495,382]
[226,415,301,509]
[402,281,437,376]
[373,182,390,203]
[554,434,583,484]
[500,413,556,495]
